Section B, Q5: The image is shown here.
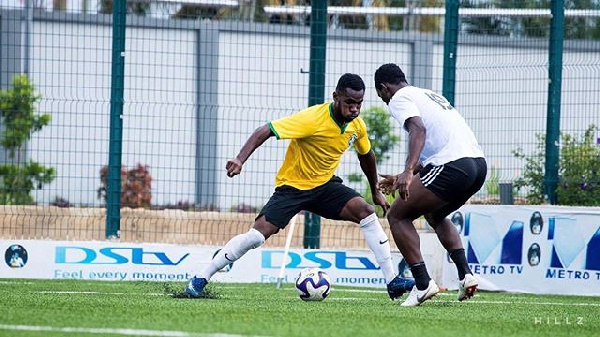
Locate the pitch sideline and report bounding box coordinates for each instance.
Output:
[0,324,267,337]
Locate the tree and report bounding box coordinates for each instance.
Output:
[460,0,600,40]
[0,75,55,205]
[360,106,400,165]
[385,0,442,32]
[98,0,151,15]
[348,106,400,214]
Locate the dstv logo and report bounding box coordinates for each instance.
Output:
[453,212,524,265]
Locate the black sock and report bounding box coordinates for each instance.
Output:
[409,262,431,291]
[449,248,471,280]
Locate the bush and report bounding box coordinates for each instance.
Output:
[98,163,152,208]
[485,165,500,196]
[556,126,600,206]
[229,203,259,213]
[513,125,600,205]
[51,196,72,208]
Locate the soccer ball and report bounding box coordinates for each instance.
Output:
[295,267,331,301]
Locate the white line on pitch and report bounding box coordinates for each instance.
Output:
[34,291,165,296]
[32,289,600,308]
[0,324,267,337]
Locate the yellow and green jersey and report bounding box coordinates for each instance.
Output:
[269,102,371,190]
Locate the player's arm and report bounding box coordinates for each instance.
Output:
[358,150,379,195]
[404,116,426,174]
[226,124,274,178]
[392,116,426,199]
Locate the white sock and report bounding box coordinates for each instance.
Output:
[197,228,265,280]
[360,213,396,284]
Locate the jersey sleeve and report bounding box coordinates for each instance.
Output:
[353,117,371,155]
[388,93,420,131]
[269,108,318,140]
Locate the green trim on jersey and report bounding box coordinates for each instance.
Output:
[269,122,280,139]
[329,103,348,134]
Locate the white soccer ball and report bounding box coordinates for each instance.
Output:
[295,267,331,301]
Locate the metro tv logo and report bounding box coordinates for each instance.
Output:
[463,212,524,265]
[548,217,600,271]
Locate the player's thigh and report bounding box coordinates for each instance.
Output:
[427,158,488,223]
[306,176,365,221]
[387,174,446,222]
[257,186,309,230]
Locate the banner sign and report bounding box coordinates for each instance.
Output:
[442,205,600,296]
[0,239,440,288]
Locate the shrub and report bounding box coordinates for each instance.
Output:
[556,125,600,206]
[485,165,500,196]
[229,203,259,213]
[98,163,152,208]
[513,125,600,205]
[51,196,71,208]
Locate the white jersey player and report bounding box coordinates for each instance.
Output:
[374,63,487,307]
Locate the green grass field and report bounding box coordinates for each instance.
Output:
[0,279,598,337]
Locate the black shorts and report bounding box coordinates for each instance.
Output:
[420,157,487,209]
[257,176,361,229]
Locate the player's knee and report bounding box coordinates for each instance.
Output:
[253,216,280,240]
[424,213,444,229]
[386,205,401,223]
[357,203,376,220]
[424,214,436,228]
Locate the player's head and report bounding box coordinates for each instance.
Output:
[374,63,407,104]
[333,73,365,122]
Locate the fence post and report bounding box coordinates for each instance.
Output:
[545,0,564,205]
[442,0,459,105]
[106,0,127,239]
[303,0,327,249]
[196,25,219,208]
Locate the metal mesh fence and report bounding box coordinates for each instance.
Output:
[0,1,598,248]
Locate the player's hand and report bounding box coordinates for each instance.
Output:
[376,174,398,196]
[372,190,390,216]
[226,158,243,177]
[394,170,413,200]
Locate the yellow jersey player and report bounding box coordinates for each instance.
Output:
[186,73,415,299]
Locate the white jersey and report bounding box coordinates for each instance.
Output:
[387,86,484,166]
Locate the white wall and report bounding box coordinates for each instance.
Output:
[216,32,415,210]
[22,20,600,209]
[29,21,197,206]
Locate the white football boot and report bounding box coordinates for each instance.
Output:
[458,273,478,301]
[400,279,440,307]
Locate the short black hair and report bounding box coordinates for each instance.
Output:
[374,63,407,88]
[336,73,365,92]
